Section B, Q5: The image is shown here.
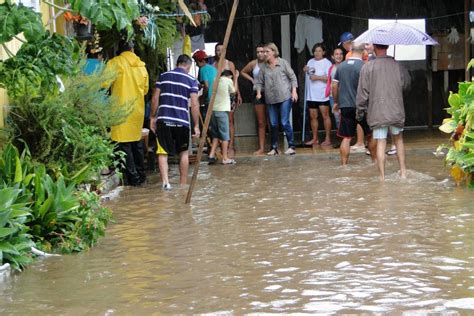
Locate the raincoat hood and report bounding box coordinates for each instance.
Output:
[119,51,146,68]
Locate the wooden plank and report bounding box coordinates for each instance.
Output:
[186,0,239,204]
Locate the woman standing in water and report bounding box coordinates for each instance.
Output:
[303,43,333,147]
[241,43,267,155]
[255,43,298,156]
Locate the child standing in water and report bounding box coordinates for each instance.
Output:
[208,70,238,165]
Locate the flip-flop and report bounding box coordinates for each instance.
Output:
[222,159,236,165]
[305,140,319,146]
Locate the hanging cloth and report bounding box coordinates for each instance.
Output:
[294,14,323,54]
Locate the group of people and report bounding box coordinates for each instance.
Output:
[104,30,411,190]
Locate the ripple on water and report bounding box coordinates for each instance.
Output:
[1,153,473,314]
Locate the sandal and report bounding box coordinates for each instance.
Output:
[222,159,236,165]
[305,139,319,146]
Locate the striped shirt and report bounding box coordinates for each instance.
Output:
[156,67,199,128]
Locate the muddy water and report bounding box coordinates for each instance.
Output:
[1,150,473,314]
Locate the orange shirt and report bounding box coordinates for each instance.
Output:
[346,51,369,62]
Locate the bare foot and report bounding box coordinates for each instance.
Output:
[254,149,265,156]
[320,140,332,146]
[399,170,407,179]
[305,139,318,146]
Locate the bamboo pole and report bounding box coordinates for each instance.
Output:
[185,0,239,204]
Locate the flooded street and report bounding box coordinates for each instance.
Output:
[1,149,473,314]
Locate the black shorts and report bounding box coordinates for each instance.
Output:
[253,91,266,105]
[308,100,330,109]
[337,107,372,138]
[156,122,189,156]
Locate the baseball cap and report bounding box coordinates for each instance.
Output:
[338,32,354,46]
[192,50,208,62]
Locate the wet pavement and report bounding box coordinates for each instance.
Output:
[0,131,473,314]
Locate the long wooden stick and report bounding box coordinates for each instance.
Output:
[185,0,239,204]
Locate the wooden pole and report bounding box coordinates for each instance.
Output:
[465,0,471,81]
[185,0,239,204]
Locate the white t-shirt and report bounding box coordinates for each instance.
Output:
[305,58,332,102]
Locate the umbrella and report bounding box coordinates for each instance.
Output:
[354,21,438,46]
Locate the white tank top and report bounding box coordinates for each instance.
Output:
[252,62,261,78]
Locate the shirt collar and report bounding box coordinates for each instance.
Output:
[173,67,187,73]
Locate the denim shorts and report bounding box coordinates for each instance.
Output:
[373,126,403,139]
[210,111,230,141]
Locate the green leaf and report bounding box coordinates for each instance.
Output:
[467,58,474,71]
[0,188,21,211]
[0,241,20,255]
[14,156,22,183]
[0,1,45,44]
[0,210,13,228]
[38,196,54,219]
[439,119,456,134]
[0,227,17,238]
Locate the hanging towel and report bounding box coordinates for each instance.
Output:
[183,35,192,56]
[294,14,323,54]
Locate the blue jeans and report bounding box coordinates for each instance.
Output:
[267,98,294,149]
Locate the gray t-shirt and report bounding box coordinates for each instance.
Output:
[333,58,364,108]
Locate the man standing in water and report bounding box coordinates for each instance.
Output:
[332,43,375,166]
[105,41,149,186]
[356,44,410,180]
[150,55,200,190]
[213,42,242,157]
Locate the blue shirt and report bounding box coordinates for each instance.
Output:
[198,64,217,103]
[156,67,199,128]
[83,58,103,75]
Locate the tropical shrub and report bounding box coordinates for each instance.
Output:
[0,144,113,267]
[0,32,81,101]
[6,71,128,185]
[0,0,45,44]
[0,187,35,271]
[439,60,474,187]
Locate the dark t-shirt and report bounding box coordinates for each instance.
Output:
[333,58,364,108]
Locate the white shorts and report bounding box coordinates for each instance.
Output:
[373,126,403,139]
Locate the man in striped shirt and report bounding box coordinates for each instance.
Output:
[150,55,200,190]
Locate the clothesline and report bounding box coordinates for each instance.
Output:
[156,10,208,17]
[211,8,466,23]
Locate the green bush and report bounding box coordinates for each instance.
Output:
[439,60,474,187]
[0,144,113,268]
[7,71,129,185]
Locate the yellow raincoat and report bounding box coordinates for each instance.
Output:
[105,51,149,142]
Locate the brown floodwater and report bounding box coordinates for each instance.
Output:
[0,149,473,314]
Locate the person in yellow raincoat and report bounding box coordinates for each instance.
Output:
[105,41,149,186]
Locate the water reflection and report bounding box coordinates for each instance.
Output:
[0,150,473,314]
